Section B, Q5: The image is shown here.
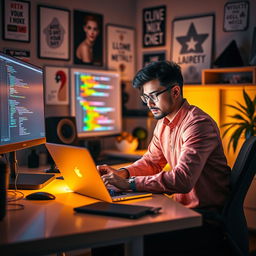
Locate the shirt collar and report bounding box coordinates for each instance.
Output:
[163,99,190,129]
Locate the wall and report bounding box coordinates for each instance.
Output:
[1,0,255,161]
[0,0,137,117]
[135,0,255,70]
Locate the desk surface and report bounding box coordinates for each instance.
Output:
[0,173,202,256]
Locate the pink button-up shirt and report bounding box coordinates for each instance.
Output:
[126,100,231,209]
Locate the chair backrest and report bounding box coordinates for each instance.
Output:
[222,136,256,256]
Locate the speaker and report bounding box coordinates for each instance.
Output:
[45,116,78,145]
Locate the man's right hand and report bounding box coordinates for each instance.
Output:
[97,165,129,179]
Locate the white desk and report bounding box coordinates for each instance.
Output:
[0,175,202,256]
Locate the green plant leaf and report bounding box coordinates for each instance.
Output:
[243,89,254,119]
[227,114,247,121]
[235,100,248,113]
[221,122,248,127]
[229,126,245,152]
[225,104,247,116]
[222,123,237,138]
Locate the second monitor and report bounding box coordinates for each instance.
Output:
[70,68,122,138]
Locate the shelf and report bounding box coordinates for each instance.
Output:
[202,66,256,85]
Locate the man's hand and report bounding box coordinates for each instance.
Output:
[97,164,130,190]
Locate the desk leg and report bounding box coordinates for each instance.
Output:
[124,236,143,256]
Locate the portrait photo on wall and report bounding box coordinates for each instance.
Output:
[171,14,214,84]
[74,10,103,66]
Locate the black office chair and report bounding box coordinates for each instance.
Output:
[217,136,256,256]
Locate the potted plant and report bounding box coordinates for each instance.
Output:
[222,89,256,152]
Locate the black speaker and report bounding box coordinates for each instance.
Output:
[45,116,78,145]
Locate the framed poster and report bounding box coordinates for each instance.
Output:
[107,24,135,81]
[171,14,214,84]
[38,5,70,60]
[224,1,249,32]
[44,66,69,105]
[3,48,30,62]
[3,0,30,42]
[143,51,166,67]
[74,10,103,66]
[143,5,166,47]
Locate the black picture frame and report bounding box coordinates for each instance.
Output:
[142,51,166,67]
[2,0,31,42]
[142,5,166,48]
[73,10,103,66]
[171,14,215,84]
[223,1,249,32]
[38,5,70,60]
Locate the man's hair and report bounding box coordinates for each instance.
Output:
[132,61,183,91]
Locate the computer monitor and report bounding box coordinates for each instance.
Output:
[0,52,54,189]
[70,68,122,138]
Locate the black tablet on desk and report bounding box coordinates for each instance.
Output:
[74,202,161,219]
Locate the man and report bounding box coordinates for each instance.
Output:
[95,61,231,255]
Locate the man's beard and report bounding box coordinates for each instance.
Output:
[150,108,169,120]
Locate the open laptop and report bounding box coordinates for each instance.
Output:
[45,143,152,202]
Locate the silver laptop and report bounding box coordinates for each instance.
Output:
[46,143,152,202]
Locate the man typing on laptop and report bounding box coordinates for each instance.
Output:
[95,61,231,256]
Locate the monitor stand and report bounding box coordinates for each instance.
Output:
[8,151,55,190]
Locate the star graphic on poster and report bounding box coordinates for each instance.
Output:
[176,23,208,54]
[186,37,197,51]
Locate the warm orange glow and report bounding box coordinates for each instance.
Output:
[184,85,256,168]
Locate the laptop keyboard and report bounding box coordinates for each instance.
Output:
[108,189,125,197]
[96,157,131,166]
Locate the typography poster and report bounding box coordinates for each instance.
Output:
[107,24,135,81]
[38,5,70,60]
[143,5,166,48]
[3,0,30,42]
[171,15,214,84]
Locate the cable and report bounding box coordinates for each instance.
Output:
[7,190,24,202]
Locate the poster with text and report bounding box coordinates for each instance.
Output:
[143,5,166,47]
[107,24,135,81]
[44,66,69,105]
[3,0,30,42]
[143,51,166,67]
[171,15,214,84]
[38,5,70,60]
[224,1,249,32]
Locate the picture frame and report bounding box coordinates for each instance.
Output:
[224,1,249,32]
[171,14,214,84]
[44,66,69,105]
[143,51,166,67]
[74,10,103,66]
[106,24,135,81]
[250,27,256,65]
[142,5,166,48]
[38,5,70,60]
[2,0,30,42]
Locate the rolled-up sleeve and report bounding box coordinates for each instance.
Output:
[131,118,219,194]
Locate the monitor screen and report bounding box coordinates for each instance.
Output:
[70,68,122,138]
[0,52,46,154]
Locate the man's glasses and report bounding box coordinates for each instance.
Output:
[140,84,177,104]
